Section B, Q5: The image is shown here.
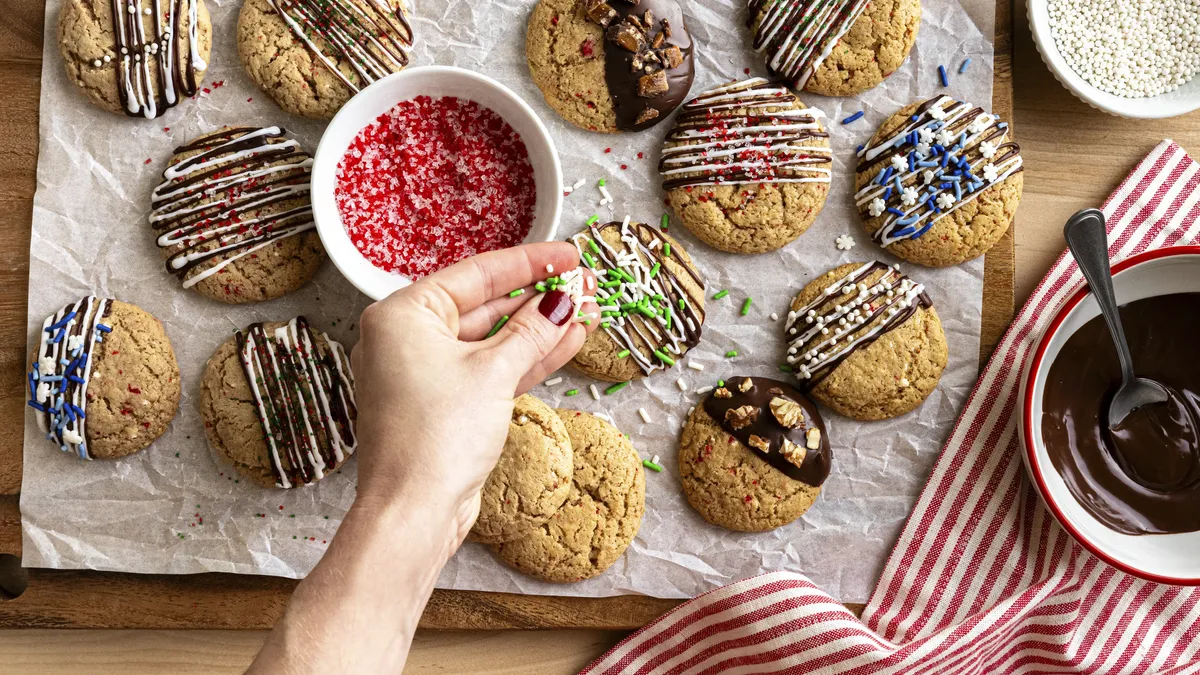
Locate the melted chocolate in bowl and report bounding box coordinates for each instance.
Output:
[1042,293,1200,535]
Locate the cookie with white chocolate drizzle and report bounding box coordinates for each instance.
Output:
[150,126,325,304]
[748,0,871,91]
[57,0,213,118]
[784,262,947,421]
[855,96,1024,267]
[200,317,357,489]
[569,219,706,382]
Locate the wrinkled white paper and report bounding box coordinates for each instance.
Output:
[23,0,993,602]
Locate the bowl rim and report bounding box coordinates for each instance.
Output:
[1021,244,1200,585]
[311,64,564,301]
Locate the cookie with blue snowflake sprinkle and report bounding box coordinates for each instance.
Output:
[854,96,1023,267]
[28,297,180,460]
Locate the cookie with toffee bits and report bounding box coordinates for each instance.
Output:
[525,0,695,132]
[28,297,181,460]
[568,220,706,382]
[150,126,325,304]
[660,78,832,254]
[469,394,574,545]
[783,262,947,420]
[679,377,830,531]
[237,0,414,119]
[855,96,1024,267]
[748,0,920,97]
[58,0,213,118]
[200,318,357,489]
[491,410,644,583]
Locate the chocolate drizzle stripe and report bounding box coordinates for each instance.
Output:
[110,0,206,119]
[237,317,357,489]
[784,262,931,389]
[748,0,870,90]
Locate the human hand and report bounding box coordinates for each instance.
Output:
[349,242,597,550]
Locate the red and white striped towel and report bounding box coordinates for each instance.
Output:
[584,140,1200,675]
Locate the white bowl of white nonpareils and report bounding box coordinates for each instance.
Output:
[1028,0,1200,118]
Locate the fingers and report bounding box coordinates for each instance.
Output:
[482,286,600,384]
[457,287,537,341]
[514,323,588,394]
[421,242,581,316]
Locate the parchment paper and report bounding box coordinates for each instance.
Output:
[22,0,994,602]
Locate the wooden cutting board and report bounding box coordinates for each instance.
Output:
[0,0,1015,630]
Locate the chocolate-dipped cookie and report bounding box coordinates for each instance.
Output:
[526,0,695,132]
[679,376,830,531]
[783,261,947,420]
[660,78,832,254]
[568,219,706,382]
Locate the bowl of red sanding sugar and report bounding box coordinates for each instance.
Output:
[312,65,562,300]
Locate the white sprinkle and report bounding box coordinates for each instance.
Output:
[590,384,601,400]
[595,412,614,423]
[621,215,631,228]
[517,415,529,424]
[638,408,653,424]
[687,361,705,372]
[676,378,688,391]
[836,234,856,251]
[688,405,695,416]
[103,54,111,62]
[544,377,563,387]
[546,264,554,274]
[143,6,151,13]
[563,186,573,194]
[600,186,613,202]
[572,178,586,189]
[900,377,910,387]
[695,385,714,395]
[92,59,102,67]
[770,312,779,321]
[652,454,660,464]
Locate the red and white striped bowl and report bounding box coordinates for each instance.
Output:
[1020,246,1200,584]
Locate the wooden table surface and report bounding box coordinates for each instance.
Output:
[5,0,1200,670]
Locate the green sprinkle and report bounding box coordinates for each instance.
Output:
[598,178,606,187]
[779,364,794,373]
[664,242,671,257]
[712,289,729,300]
[588,238,601,255]
[583,251,596,268]
[679,298,687,310]
[618,349,631,359]
[650,262,661,277]
[660,213,669,230]
[725,350,739,358]
[583,320,591,325]
[508,288,524,298]
[741,297,753,316]
[586,215,600,226]
[642,459,663,473]
[565,389,580,396]
[605,381,630,395]
[535,282,547,292]
[602,320,611,328]
[486,315,510,338]
[654,350,676,366]
[717,380,725,387]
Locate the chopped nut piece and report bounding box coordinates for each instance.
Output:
[806,427,822,450]
[638,70,669,97]
[634,107,660,124]
[725,404,760,430]
[748,435,771,453]
[626,13,644,28]
[713,387,732,399]
[769,397,806,429]
[738,378,754,393]
[661,18,672,37]
[651,31,666,48]
[643,9,654,26]
[780,439,807,468]
[662,44,684,69]
[585,1,618,26]
[768,387,784,395]
[608,22,647,52]
[631,54,644,71]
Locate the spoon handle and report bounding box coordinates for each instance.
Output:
[1063,208,1137,385]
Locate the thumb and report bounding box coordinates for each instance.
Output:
[483,289,579,382]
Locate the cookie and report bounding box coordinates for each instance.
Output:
[748,0,920,97]
[679,376,830,531]
[237,0,414,120]
[200,317,357,488]
[150,126,325,304]
[568,220,706,382]
[783,262,948,420]
[58,0,213,118]
[469,394,574,545]
[660,78,832,254]
[526,0,695,132]
[855,97,1024,267]
[491,410,645,583]
[28,297,180,460]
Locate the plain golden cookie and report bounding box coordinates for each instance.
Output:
[805,0,922,97]
[855,98,1024,267]
[661,79,832,254]
[237,0,414,120]
[151,126,325,304]
[569,222,706,383]
[491,410,645,583]
[786,262,947,420]
[469,395,574,545]
[29,298,181,460]
[58,0,213,117]
[200,320,356,488]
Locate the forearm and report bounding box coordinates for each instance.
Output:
[249,484,458,674]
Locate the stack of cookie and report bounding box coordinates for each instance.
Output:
[473,396,646,583]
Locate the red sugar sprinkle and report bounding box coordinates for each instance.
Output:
[637,152,644,159]
[744,68,751,75]
[604,148,612,153]
[620,164,628,170]
[336,96,536,279]
[581,39,595,57]
[128,385,141,394]
[144,158,152,164]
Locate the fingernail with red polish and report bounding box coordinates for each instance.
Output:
[539,290,573,326]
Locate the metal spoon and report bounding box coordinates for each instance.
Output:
[1063,208,1169,428]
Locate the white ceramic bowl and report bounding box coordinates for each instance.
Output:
[311,66,563,301]
[1020,246,1200,584]
[1027,0,1200,118]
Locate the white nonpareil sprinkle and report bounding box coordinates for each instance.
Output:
[1048,0,1200,98]
[544,377,563,387]
[770,312,779,321]
[590,384,601,400]
[687,361,705,372]
[545,264,555,274]
[676,378,688,391]
[638,408,653,424]
[695,385,714,395]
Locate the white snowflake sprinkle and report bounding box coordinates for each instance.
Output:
[922,170,937,186]
[979,140,997,159]
[918,127,935,144]
[936,193,956,209]
[835,234,856,251]
[890,154,907,171]
[935,128,956,146]
[868,197,886,217]
[900,186,919,206]
[983,163,1000,182]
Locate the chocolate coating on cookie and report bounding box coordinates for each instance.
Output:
[703,376,830,487]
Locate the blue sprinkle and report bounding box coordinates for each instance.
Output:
[96,324,112,333]
[28,374,36,398]
[883,187,894,201]
[897,213,921,226]
[931,144,944,154]
[41,375,63,383]
[78,445,88,460]
[908,154,916,172]
[998,122,1008,130]
[841,110,865,124]
[70,403,86,418]
[955,182,963,200]
[893,176,905,193]
[892,226,915,238]
[919,160,939,168]
[856,144,864,154]
[912,220,937,238]
[49,330,67,344]
[68,375,86,384]
[942,175,963,182]
[28,400,45,412]
[886,207,905,217]
[959,58,972,74]
[938,182,953,189]
[941,153,950,168]
[60,358,70,366]
[911,114,921,121]
[47,311,77,332]
[938,65,949,87]
[64,406,75,422]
